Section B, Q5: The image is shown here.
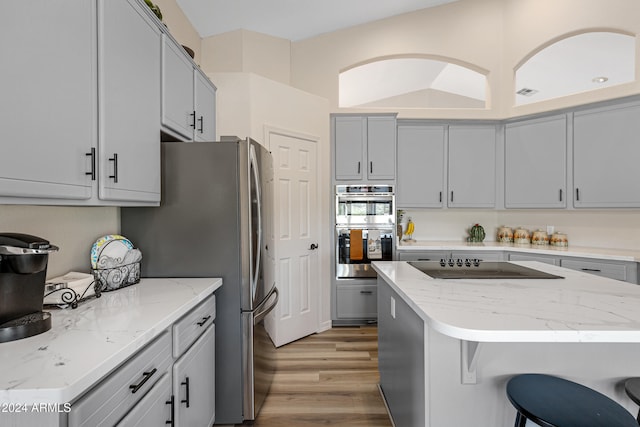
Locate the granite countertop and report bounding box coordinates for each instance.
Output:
[373,260,640,343]
[0,278,222,404]
[397,240,640,262]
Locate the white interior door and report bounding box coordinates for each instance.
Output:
[266,131,320,347]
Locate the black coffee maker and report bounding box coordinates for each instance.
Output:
[0,233,58,343]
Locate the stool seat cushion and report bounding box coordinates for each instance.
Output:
[507,374,637,427]
[624,377,640,406]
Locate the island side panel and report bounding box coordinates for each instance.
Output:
[426,330,640,426]
[377,277,426,427]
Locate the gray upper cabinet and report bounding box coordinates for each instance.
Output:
[447,125,496,208]
[0,0,96,201]
[0,0,164,205]
[505,115,567,208]
[397,125,445,207]
[161,36,217,143]
[194,69,217,142]
[334,115,396,182]
[98,0,161,203]
[573,101,640,208]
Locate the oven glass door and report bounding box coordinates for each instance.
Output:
[336,228,393,279]
[336,197,394,225]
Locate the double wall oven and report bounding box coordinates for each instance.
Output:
[335,185,395,279]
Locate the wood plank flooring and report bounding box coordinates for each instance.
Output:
[249,326,393,427]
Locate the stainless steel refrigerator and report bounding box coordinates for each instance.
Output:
[121,138,278,424]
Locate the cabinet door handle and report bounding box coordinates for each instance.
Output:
[165,395,175,426]
[581,268,602,272]
[576,188,580,201]
[439,191,442,203]
[357,161,361,174]
[450,191,454,203]
[417,258,432,261]
[197,115,204,133]
[85,147,96,181]
[370,161,373,173]
[129,368,157,394]
[559,189,563,202]
[360,290,373,295]
[181,377,191,408]
[190,111,196,129]
[108,153,118,183]
[197,315,211,327]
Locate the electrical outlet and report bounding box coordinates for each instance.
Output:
[390,296,396,319]
[547,225,554,235]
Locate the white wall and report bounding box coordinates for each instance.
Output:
[290,0,640,119]
[0,206,119,278]
[401,208,640,251]
[209,71,332,330]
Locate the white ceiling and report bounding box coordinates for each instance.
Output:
[175,0,459,41]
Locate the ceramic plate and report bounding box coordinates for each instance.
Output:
[90,235,133,269]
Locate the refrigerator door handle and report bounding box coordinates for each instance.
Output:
[249,144,263,303]
[254,287,279,325]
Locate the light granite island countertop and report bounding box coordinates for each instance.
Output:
[373,261,640,427]
[0,278,221,407]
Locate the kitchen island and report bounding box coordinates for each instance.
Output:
[0,277,221,426]
[373,261,640,426]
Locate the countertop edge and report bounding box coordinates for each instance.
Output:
[396,241,640,262]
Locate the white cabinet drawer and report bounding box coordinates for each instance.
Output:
[173,295,216,358]
[451,251,504,262]
[116,372,172,427]
[397,251,449,262]
[508,253,560,266]
[560,258,628,282]
[69,331,172,427]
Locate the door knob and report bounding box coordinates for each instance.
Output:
[309,243,318,250]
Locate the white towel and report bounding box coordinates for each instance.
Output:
[367,230,382,260]
[44,272,96,305]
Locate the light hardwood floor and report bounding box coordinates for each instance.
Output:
[249,326,393,427]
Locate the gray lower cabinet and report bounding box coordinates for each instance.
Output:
[117,374,173,427]
[335,284,378,320]
[377,277,425,427]
[173,325,216,427]
[507,252,560,266]
[69,332,173,427]
[450,250,504,262]
[68,294,216,427]
[397,251,449,262]
[560,257,637,284]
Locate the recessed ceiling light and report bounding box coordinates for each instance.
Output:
[592,76,609,83]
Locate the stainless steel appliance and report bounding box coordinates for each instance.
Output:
[335,185,395,279]
[121,138,277,424]
[0,233,58,343]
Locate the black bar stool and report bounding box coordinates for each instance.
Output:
[506,373,638,427]
[624,377,640,423]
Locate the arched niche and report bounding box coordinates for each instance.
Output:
[515,31,636,105]
[338,56,488,109]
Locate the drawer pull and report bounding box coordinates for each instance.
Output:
[417,258,431,261]
[581,268,602,272]
[360,290,373,295]
[181,377,190,408]
[165,395,175,426]
[197,315,212,327]
[129,368,157,394]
